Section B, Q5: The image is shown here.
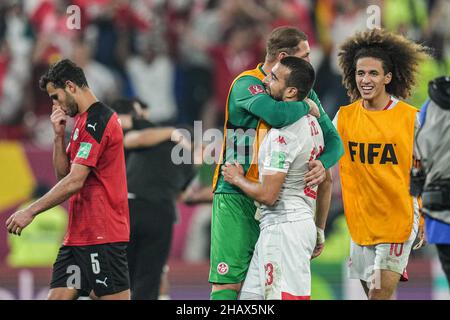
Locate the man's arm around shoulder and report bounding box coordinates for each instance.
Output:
[234,77,313,128]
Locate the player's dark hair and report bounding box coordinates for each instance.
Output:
[280,56,315,101]
[110,98,136,116]
[338,29,431,101]
[39,59,89,91]
[266,26,308,62]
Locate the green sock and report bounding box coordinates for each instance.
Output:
[210,289,238,300]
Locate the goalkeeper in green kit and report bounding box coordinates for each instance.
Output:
[209,26,344,300]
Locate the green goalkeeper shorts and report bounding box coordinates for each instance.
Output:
[209,193,260,284]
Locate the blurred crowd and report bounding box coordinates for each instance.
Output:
[0,0,449,144]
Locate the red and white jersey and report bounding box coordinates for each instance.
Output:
[65,102,129,246]
[257,114,324,228]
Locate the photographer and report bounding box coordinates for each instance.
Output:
[413,76,450,287]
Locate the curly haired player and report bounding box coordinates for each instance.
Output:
[334,29,430,299]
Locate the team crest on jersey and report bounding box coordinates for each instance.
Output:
[248,84,265,95]
[73,128,79,141]
[217,262,229,275]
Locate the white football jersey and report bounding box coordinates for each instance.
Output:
[258,114,324,228]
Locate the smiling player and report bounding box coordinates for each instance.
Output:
[335,29,430,299]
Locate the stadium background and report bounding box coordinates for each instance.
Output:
[0,0,449,299]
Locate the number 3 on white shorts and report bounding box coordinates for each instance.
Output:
[90,253,101,274]
[265,263,274,286]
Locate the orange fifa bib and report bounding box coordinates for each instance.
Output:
[337,99,417,245]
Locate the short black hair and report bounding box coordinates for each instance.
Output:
[280,56,315,100]
[110,98,136,116]
[39,59,89,91]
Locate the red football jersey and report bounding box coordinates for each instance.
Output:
[64,102,129,245]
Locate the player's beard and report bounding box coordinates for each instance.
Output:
[64,90,79,117]
[268,87,283,101]
[265,85,282,101]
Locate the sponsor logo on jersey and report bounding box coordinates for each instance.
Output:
[87,122,98,132]
[248,84,265,95]
[348,141,398,164]
[217,262,229,275]
[274,135,287,145]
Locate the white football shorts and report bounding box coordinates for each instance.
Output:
[240,217,316,300]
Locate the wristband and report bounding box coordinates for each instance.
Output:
[317,227,325,244]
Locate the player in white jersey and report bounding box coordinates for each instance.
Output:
[222,56,332,300]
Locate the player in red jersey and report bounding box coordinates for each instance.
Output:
[6,59,130,300]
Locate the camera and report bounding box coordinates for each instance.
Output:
[410,167,426,197]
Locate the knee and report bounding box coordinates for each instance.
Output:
[368,289,393,300]
[47,288,78,300]
[89,290,100,300]
[47,291,58,300]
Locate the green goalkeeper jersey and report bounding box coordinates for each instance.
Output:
[213,63,343,194]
